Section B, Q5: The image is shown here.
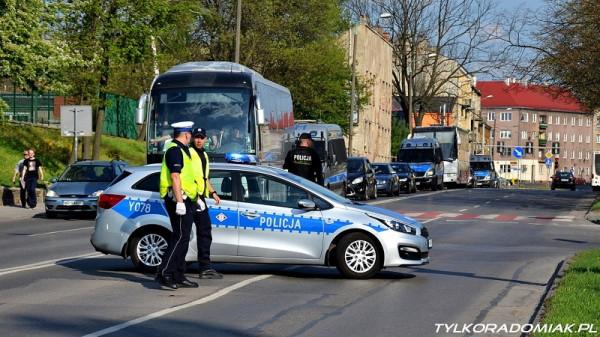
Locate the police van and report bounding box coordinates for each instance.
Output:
[397,138,444,190]
[283,122,347,195]
[91,163,431,279]
[469,154,498,188]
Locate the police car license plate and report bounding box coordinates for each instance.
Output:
[63,200,84,206]
[561,179,568,182]
[428,239,432,249]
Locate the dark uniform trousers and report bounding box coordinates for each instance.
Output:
[25,177,38,208]
[193,197,213,270]
[158,197,196,282]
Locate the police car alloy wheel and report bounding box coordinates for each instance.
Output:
[336,233,381,279]
[130,231,169,271]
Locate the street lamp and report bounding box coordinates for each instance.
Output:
[235,0,241,63]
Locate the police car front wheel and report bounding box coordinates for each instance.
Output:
[336,233,382,279]
[130,230,169,272]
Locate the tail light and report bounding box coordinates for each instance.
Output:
[98,194,126,209]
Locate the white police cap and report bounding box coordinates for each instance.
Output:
[171,121,194,132]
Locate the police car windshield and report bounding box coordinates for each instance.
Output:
[471,162,492,170]
[149,87,253,155]
[59,165,114,182]
[279,170,353,205]
[391,163,410,173]
[398,149,434,163]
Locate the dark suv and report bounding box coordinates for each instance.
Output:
[551,171,576,191]
[346,157,377,200]
[45,160,128,218]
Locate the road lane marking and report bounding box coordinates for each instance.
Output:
[367,189,456,205]
[485,201,491,204]
[459,208,468,212]
[82,274,272,337]
[0,252,102,277]
[473,205,481,208]
[27,227,93,237]
[422,218,440,224]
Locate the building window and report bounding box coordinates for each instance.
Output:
[521,131,527,140]
[551,142,560,155]
[500,112,512,121]
[572,117,576,126]
[588,118,592,127]
[500,130,512,139]
[500,164,511,173]
[548,115,552,124]
[548,131,553,141]
[487,111,495,121]
[586,135,591,143]
[579,151,583,160]
[564,117,568,125]
[571,152,575,159]
[533,114,537,123]
[579,118,583,126]
[586,152,591,160]
[526,142,534,154]
[596,135,600,144]
[579,134,583,143]
[563,150,567,159]
[555,132,560,141]
[521,112,528,122]
[564,133,568,142]
[571,134,576,142]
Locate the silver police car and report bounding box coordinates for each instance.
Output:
[91,164,431,279]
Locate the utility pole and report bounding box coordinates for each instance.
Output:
[235,0,241,63]
[348,26,358,157]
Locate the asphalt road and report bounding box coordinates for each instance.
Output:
[0,187,598,337]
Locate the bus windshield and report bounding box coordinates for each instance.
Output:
[148,87,253,155]
[398,149,434,163]
[413,130,456,160]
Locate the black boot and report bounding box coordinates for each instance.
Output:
[156,274,178,290]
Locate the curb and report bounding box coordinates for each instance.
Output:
[584,197,600,224]
[521,256,572,337]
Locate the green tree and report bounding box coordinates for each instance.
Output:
[0,0,80,94]
[195,0,361,131]
[55,0,201,158]
[391,118,410,159]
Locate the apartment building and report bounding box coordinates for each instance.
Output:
[478,80,592,182]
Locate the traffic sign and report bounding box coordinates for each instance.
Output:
[512,147,524,159]
[545,158,553,167]
[545,151,553,159]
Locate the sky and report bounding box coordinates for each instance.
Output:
[496,0,546,11]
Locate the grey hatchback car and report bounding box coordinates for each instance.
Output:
[91,163,431,279]
[45,160,127,218]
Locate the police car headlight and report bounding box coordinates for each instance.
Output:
[46,189,58,198]
[399,178,407,182]
[425,169,434,177]
[88,190,104,198]
[371,216,416,235]
[484,175,491,180]
[352,177,364,184]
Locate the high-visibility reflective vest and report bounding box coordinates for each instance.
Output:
[191,147,210,198]
[159,142,197,200]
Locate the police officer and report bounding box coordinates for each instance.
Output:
[283,133,324,185]
[190,127,223,279]
[156,121,199,290]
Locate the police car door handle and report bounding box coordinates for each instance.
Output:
[242,211,259,219]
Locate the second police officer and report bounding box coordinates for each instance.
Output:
[156,121,199,290]
[190,127,224,279]
[283,132,324,185]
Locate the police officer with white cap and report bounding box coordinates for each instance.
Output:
[156,121,199,290]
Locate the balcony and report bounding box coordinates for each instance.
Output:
[539,139,547,147]
[539,122,548,130]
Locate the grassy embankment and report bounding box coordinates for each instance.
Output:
[0,122,145,187]
[534,249,600,336]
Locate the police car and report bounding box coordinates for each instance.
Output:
[90,164,431,279]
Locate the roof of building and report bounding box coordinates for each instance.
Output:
[476,80,588,113]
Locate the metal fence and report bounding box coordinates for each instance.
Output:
[0,90,58,125]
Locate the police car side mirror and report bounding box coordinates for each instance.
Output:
[298,199,317,210]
